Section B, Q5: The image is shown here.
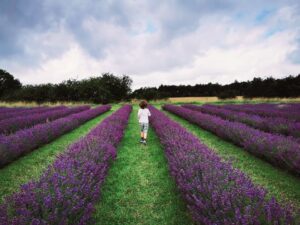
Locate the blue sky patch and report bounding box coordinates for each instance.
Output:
[255,9,274,22]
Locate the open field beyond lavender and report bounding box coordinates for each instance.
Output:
[0,102,299,224]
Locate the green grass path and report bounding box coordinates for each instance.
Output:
[162,108,300,209]
[94,106,192,225]
[0,105,119,203]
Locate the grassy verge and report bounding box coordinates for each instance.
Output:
[0,105,120,202]
[163,109,300,209]
[93,106,192,225]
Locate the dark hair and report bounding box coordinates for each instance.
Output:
[139,100,148,109]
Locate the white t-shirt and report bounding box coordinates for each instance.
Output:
[138,108,151,123]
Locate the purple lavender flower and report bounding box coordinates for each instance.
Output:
[183,104,300,139]
[0,105,111,168]
[221,104,300,121]
[0,106,90,135]
[164,104,300,175]
[149,105,298,224]
[0,105,132,224]
[0,106,67,121]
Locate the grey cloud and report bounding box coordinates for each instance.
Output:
[0,0,63,60]
[289,37,300,64]
[0,0,135,60]
[1,0,300,82]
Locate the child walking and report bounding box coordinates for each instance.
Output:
[138,100,151,145]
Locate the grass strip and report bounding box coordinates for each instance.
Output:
[93,106,192,225]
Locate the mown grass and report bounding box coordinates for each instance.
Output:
[0,105,120,203]
[162,108,300,209]
[93,106,192,225]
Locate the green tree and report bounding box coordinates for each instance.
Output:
[0,69,22,97]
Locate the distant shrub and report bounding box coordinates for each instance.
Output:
[217,90,238,99]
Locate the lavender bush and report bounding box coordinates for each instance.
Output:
[221,103,300,112]
[0,107,27,114]
[0,106,66,121]
[0,105,111,168]
[163,105,300,175]
[0,105,131,224]
[283,103,300,111]
[0,106,90,135]
[183,104,300,139]
[221,104,300,121]
[149,105,298,225]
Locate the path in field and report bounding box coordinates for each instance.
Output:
[0,105,119,203]
[163,108,300,208]
[94,106,192,225]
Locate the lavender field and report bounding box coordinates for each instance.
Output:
[2,0,300,223]
[0,103,299,224]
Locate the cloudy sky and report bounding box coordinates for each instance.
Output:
[1,0,300,89]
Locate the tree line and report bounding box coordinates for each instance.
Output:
[1,68,299,103]
[0,69,132,103]
[132,75,300,100]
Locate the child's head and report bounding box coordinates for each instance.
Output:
[139,100,148,109]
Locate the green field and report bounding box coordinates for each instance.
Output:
[0,102,299,224]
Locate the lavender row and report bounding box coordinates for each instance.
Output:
[231,103,300,115]
[0,106,48,119]
[0,107,27,114]
[164,105,300,175]
[221,104,300,121]
[285,103,300,110]
[0,106,32,112]
[183,104,300,139]
[250,103,300,113]
[224,103,288,110]
[149,106,297,225]
[0,105,131,224]
[0,105,111,168]
[223,103,300,111]
[0,106,67,121]
[0,106,90,135]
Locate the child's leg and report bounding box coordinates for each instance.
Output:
[143,123,149,141]
[139,123,144,140]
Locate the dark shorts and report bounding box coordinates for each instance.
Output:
[140,123,149,133]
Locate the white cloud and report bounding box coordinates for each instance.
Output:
[1,1,300,90]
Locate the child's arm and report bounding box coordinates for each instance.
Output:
[148,109,151,117]
[138,109,141,120]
